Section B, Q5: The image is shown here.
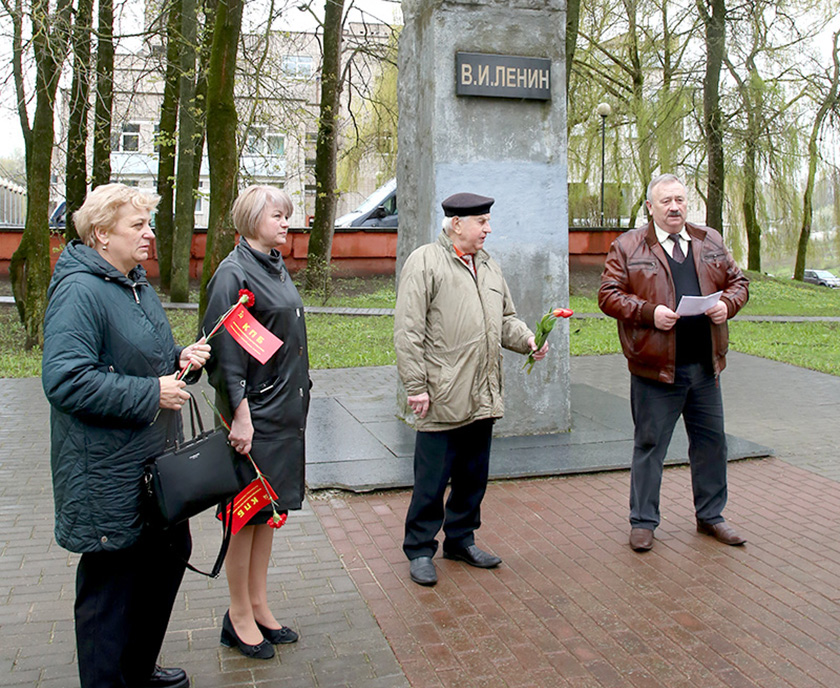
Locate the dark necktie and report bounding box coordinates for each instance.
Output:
[669,235,685,264]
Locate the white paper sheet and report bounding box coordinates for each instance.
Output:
[675,291,722,317]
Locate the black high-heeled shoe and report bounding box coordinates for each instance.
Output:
[220,611,275,659]
[256,620,299,645]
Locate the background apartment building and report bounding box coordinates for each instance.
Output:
[54,20,395,229]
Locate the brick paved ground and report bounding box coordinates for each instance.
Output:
[0,377,406,688]
[312,458,840,688]
[3,353,840,687]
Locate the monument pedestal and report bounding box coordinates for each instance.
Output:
[397,0,571,435]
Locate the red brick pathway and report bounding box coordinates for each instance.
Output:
[312,458,840,688]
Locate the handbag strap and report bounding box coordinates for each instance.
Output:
[176,393,206,449]
[179,496,234,578]
[184,392,206,439]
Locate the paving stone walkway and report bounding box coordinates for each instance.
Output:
[1,352,839,687]
[0,377,407,688]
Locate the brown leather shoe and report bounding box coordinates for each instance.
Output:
[629,528,654,551]
[696,520,746,545]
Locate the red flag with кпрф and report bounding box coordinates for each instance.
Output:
[218,478,279,535]
[222,303,283,364]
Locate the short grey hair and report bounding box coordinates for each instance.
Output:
[646,174,687,203]
[231,185,294,239]
[442,216,454,234]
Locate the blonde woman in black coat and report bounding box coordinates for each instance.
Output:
[202,186,309,659]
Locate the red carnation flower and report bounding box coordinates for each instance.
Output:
[238,289,256,307]
[267,512,287,529]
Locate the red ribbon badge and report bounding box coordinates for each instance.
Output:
[222,303,283,364]
[218,478,280,535]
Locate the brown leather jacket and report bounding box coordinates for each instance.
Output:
[598,221,749,383]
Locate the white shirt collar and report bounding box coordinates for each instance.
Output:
[654,223,690,245]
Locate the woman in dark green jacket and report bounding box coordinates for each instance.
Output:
[42,184,210,688]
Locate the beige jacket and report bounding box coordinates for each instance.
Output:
[394,231,533,431]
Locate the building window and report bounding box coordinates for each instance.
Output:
[121,123,141,152]
[245,127,285,157]
[195,182,206,213]
[282,55,314,79]
[377,133,394,158]
[266,133,285,157]
[153,124,160,153]
[245,128,263,156]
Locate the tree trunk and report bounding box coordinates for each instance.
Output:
[170,0,200,303]
[199,0,243,320]
[190,0,215,228]
[303,0,346,294]
[743,137,760,271]
[91,0,113,188]
[155,0,183,292]
[657,2,679,174]
[565,0,580,98]
[65,0,93,241]
[624,0,652,197]
[10,0,73,348]
[794,33,839,281]
[698,0,726,233]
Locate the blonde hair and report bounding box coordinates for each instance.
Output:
[231,185,294,239]
[73,184,160,247]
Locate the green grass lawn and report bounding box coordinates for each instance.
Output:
[2,270,838,378]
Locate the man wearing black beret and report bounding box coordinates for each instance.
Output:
[394,191,548,586]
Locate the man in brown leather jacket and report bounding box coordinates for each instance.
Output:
[599,174,749,552]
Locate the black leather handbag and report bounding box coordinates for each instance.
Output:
[144,393,253,576]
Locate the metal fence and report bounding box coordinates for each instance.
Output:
[0,178,26,227]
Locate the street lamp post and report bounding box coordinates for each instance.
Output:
[596,102,611,227]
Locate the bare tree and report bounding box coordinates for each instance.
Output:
[170,0,201,303]
[794,32,840,281]
[3,0,73,348]
[697,0,726,232]
[566,0,581,97]
[156,0,183,292]
[91,0,114,188]
[65,0,94,240]
[198,0,244,319]
[337,29,398,189]
[303,0,347,293]
[572,0,696,225]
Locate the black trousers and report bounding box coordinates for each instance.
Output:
[630,363,728,530]
[403,418,494,560]
[74,522,191,688]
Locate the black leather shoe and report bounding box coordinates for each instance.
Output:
[409,556,437,586]
[443,545,501,568]
[256,620,299,644]
[132,666,189,688]
[220,611,275,659]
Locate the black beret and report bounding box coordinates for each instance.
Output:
[441,192,495,217]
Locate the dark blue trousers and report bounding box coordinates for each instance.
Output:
[403,419,494,560]
[630,363,728,530]
[74,522,191,688]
